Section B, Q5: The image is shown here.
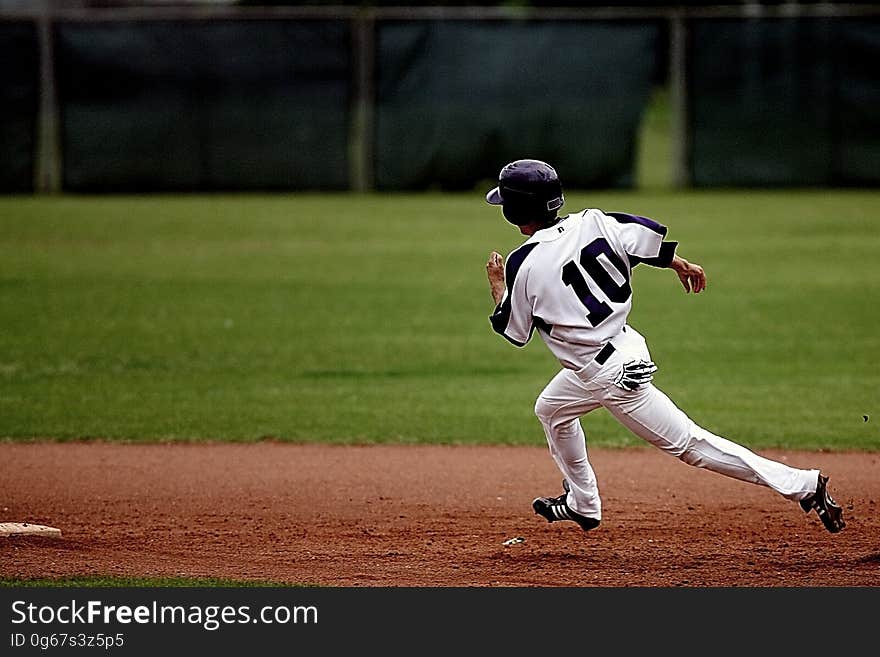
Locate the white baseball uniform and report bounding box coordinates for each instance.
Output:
[490,208,819,521]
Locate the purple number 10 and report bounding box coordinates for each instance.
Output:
[561,237,632,327]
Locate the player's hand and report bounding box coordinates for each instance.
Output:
[486,251,505,305]
[670,255,706,294]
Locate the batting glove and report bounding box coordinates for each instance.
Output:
[614,359,658,391]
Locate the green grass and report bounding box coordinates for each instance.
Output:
[0,575,287,588]
[0,190,878,450]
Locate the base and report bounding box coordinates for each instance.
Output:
[0,522,62,538]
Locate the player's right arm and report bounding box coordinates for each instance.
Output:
[670,254,707,294]
[601,210,706,294]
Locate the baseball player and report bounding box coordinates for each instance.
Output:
[484,159,845,534]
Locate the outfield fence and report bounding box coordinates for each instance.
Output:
[2,3,879,193]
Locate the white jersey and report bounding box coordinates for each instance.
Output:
[490,208,677,370]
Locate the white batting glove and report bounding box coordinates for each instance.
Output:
[614,359,658,391]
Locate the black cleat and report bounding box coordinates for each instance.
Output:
[800,474,845,533]
[532,480,600,532]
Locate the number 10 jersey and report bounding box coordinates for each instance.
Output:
[490,208,678,370]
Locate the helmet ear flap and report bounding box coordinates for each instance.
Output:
[546,195,564,212]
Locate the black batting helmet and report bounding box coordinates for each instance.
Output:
[485,159,564,226]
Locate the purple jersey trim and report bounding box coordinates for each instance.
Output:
[489,242,540,344]
[606,211,668,237]
[628,241,678,268]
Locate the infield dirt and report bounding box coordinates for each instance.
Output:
[1,442,878,586]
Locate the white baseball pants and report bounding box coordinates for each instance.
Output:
[534,325,820,520]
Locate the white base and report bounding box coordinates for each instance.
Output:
[0,522,62,538]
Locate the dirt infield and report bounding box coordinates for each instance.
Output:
[1,442,878,587]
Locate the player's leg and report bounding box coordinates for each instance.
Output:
[593,326,820,501]
[534,368,603,519]
[602,383,819,501]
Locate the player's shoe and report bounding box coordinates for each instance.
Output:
[532,480,600,532]
[799,474,845,533]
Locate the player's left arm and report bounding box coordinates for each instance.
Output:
[486,251,506,305]
[486,247,537,347]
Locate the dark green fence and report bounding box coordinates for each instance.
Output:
[375,19,659,190]
[0,21,39,192]
[55,20,351,192]
[3,6,880,192]
[689,17,880,187]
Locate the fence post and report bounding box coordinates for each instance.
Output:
[350,8,376,192]
[34,7,62,194]
[669,11,690,189]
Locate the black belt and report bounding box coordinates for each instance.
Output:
[594,342,616,365]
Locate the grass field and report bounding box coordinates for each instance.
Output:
[1,189,878,450]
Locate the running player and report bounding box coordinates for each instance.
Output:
[484,159,845,534]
